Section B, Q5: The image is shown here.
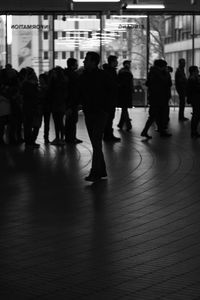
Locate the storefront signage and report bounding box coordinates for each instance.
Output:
[11,24,49,30]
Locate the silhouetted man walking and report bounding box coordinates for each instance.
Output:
[78,52,111,182]
[103,55,121,142]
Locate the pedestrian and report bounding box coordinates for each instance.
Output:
[64,58,82,144]
[141,59,172,139]
[175,58,188,121]
[186,65,200,138]
[78,52,111,182]
[103,55,121,142]
[117,60,134,131]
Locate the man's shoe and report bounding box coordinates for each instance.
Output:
[85,172,107,182]
[179,117,189,121]
[85,175,102,182]
[104,136,121,142]
[51,138,60,146]
[191,132,200,138]
[65,138,83,144]
[33,143,40,148]
[74,138,83,144]
[141,131,152,139]
[25,143,40,148]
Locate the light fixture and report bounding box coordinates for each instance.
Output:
[111,15,147,18]
[126,4,165,9]
[73,0,120,2]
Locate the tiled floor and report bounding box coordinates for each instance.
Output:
[1,107,200,299]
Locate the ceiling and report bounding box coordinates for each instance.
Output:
[0,0,200,14]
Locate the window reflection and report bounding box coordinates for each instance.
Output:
[102,15,147,80]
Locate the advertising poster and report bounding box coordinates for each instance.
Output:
[17,29,32,68]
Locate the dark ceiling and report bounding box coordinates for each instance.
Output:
[0,0,200,14]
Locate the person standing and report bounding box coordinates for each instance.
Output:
[103,55,121,142]
[21,67,41,148]
[48,67,68,146]
[117,60,134,131]
[78,52,111,182]
[39,72,51,144]
[175,58,188,121]
[186,65,200,138]
[64,58,82,144]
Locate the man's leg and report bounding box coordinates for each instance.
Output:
[104,107,120,142]
[85,112,108,180]
[178,91,188,121]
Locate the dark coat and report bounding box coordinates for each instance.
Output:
[78,68,111,114]
[146,66,172,106]
[102,64,119,108]
[175,67,187,94]
[22,80,40,115]
[48,69,68,114]
[64,68,79,108]
[117,67,134,108]
[186,75,200,106]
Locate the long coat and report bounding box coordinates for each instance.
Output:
[186,75,200,106]
[146,66,172,106]
[117,67,134,108]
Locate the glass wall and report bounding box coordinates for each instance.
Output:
[0,15,6,68]
[154,14,200,106]
[54,14,100,69]
[1,13,200,106]
[102,15,147,79]
[102,15,147,106]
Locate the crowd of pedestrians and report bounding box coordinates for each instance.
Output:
[0,53,200,181]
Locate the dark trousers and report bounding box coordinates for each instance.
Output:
[178,91,186,120]
[23,114,39,145]
[118,108,132,129]
[43,111,51,140]
[142,105,169,134]
[65,108,78,141]
[104,107,115,139]
[84,111,108,177]
[52,112,65,140]
[191,104,200,135]
[0,115,10,143]
[9,110,23,143]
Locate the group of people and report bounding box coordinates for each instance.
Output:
[0,59,84,149]
[0,53,134,181]
[141,57,200,140]
[0,53,200,181]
